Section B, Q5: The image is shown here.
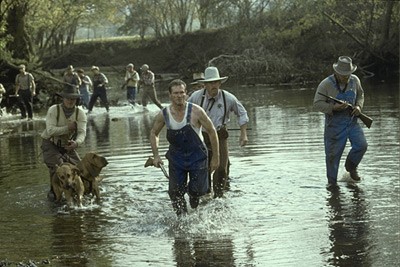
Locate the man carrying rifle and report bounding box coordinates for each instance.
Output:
[313,56,368,188]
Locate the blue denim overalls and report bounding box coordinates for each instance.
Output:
[163,103,209,214]
[324,75,368,184]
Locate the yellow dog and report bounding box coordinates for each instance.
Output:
[52,162,85,207]
[77,152,108,203]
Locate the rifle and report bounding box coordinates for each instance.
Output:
[318,92,373,128]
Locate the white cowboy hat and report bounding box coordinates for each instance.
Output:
[202,67,228,83]
[190,72,205,85]
[333,56,357,76]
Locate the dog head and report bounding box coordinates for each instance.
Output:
[55,163,81,190]
[79,152,108,180]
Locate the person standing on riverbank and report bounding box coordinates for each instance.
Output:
[124,63,140,106]
[77,69,92,109]
[139,64,163,109]
[313,56,368,189]
[41,86,87,199]
[88,66,110,113]
[188,66,249,198]
[150,79,219,216]
[14,64,36,120]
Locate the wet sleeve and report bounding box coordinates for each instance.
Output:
[354,75,364,109]
[313,78,334,115]
[46,105,69,136]
[75,108,87,146]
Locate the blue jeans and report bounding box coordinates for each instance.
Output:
[126,86,136,105]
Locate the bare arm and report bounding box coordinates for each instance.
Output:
[194,106,220,172]
[150,111,166,167]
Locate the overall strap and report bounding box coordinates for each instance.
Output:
[186,102,192,124]
[162,107,170,129]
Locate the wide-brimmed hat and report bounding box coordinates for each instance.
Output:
[141,64,149,71]
[202,67,228,83]
[190,72,205,85]
[66,65,74,71]
[333,56,357,76]
[91,66,99,71]
[57,87,82,99]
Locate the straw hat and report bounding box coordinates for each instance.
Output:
[190,72,205,85]
[333,56,357,76]
[202,67,228,83]
[57,86,82,99]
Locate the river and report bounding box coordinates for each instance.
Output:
[0,79,399,266]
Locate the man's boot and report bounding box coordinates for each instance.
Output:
[345,159,361,181]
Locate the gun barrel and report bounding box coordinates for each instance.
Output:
[317,92,373,128]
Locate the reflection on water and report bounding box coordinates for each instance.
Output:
[0,81,399,266]
[326,184,371,266]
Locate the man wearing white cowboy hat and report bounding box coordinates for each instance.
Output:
[41,86,87,200]
[188,66,249,198]
[313,56,368,189]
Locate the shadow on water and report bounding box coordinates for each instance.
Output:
[325,184,372,267]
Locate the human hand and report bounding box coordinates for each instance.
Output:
[65,140,77,151]
[240,135,248,147]
[333,102,348,111]
[351,105,361,116]
[153,155,163,168]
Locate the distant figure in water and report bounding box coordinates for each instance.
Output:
[150,79,219,216]
[139,64,163,110]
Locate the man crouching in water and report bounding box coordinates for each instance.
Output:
[150,79,219,216]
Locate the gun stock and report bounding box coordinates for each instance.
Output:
[317,92,373,128]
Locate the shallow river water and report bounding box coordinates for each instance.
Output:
[0,80,399,267]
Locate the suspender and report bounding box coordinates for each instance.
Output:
[162,102,193,129]
[199,89,227,126]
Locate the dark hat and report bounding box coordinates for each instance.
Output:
[190,72,205,85]
[57,87,82,99]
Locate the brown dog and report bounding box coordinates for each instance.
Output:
[51,162,85,207]
[77,152,108,203]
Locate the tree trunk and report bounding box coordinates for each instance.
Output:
[6,1,33,60]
